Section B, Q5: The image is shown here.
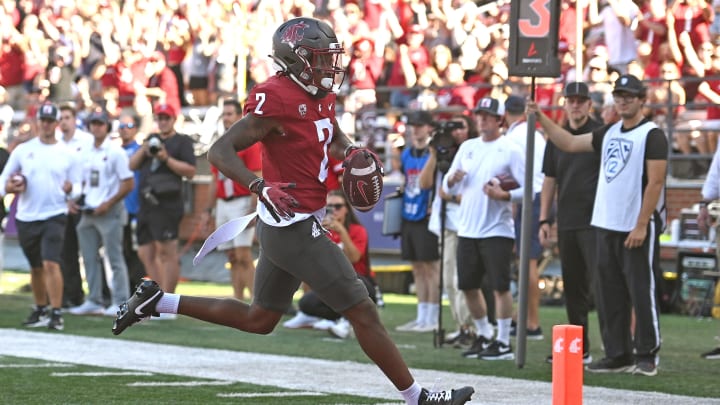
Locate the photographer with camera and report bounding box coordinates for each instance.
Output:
[395,110,441,333]
[418,114,481,348]
[129,104,196,304]
[69,110,134,317]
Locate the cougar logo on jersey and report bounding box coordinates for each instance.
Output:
[280,22,309,46]
[298,104,307,117]
[603,138,632,183]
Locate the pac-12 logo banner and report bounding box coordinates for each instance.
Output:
[508,0,561,77]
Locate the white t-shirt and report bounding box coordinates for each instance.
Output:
[80,138,134,209]
[600,4,639,65]
[0,138,81,221]
[442,136,525,239]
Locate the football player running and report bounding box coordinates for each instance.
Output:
[112,17,473,405]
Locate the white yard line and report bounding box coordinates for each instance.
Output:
[1,328,718,405]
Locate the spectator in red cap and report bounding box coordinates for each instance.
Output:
[128,102,196,303]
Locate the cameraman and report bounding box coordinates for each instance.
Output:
[129,104,196,302]
[418,114,481,348]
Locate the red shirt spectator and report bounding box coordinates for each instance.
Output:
[211,143,262,199]
[0,42,25,87]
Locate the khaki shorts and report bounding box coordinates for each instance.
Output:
[215,196,255,250]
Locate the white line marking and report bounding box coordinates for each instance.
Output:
[2,329,718,405]
[128,380,233,387]
[52,371,153,377]
[0,363,75,368]
[217,391,326,398]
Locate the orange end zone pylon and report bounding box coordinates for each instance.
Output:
[552,325,583,405]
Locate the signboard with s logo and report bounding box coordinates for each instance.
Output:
[508,0,561,77]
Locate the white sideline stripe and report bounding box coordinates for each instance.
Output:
[217,391,326,398]
[1,329,719,405]
[0,363,74,368]
[129,380,233,387]
[52,371,153,377]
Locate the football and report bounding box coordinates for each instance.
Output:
[10,173,26,191]
[488,173,519,191]
[342,151,383,212]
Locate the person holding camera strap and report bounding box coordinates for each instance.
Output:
[418,114,480,348]
[129,104,196,302]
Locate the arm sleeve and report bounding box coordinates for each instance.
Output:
[644,128,669,160]
[541,141,556,177]
[590,124,611,154]
[508,145,527,203]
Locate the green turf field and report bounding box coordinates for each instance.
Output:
[2,270,720,403]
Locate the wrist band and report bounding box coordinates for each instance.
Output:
[539,219,553,227]
[344,144,358,157]
[248,177,264,194]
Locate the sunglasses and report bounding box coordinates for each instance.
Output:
[326,203,345,210]
[119,123,135,129]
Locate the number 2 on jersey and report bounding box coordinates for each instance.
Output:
[314,118,333,182]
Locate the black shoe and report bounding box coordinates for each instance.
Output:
[479,340,514,360]
[112,278,164,335]
[444,328,476,348]
[701,347,720,360]
[632,358,657,376]
[510,325,543,340]
[47,309,64,331]
[418,386,474,405]
[22,305,49,327]
[546,352,592,365]
[585,356,634,373]
[461,335,491,358]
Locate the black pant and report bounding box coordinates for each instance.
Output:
[123,214,146,294]
[557,227,602,354]
[596,222,662,361]
[61,213,84,307]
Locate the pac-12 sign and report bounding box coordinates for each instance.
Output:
[508,0,561,78]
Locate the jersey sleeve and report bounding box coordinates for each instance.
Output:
[244,81,287,119]
[644,128,669,160]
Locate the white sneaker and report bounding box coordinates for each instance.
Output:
[68,301,104,316]
[412,322,437,333]
[312,319,336,331]
[103,306,120,317]
[329,318,353,339]
[282,311,320,329]
[395,320,419,332]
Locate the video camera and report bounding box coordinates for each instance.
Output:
[430,121,463,173]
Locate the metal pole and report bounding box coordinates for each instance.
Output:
[575,1,584,75]
[516,77,536,368]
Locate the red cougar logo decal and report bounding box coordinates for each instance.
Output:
[280,22,309,45]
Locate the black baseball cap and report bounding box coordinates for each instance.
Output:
[613,74,646,96]
[36,103,59,121]
[405,110,434,126]
[563,82,590,98]
[88,110,110,124]
[504,95,526,114]
[473,97,504,116]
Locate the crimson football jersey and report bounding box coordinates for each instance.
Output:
[244,74,338,214]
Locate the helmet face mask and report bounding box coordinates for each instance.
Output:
[272,18,346,95]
